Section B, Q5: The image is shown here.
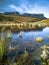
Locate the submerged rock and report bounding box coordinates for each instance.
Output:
[40,45,49,61]
[8,45,15,51]
[41,46,47,50]
[19,32,22,38]
[41,45,49,50]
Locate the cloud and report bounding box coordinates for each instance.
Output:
[9,4,49,18]
[9,4,23,13]
[0,0,49,18]
[9,4,34,13]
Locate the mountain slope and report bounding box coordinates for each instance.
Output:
[0,14,46,23]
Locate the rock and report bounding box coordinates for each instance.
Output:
[41,45,49,50]
[8,45,15,51]
[40,45,49,61]
[36,37,43,43]
[19,32,22,38]
[41,46,47,50]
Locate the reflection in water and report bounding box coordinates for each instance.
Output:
[0,27,49,65]
[12,27,49,45]
[7,27,49,59]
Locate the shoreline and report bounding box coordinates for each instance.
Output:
[0,27,44,33]
[0,22,48,33]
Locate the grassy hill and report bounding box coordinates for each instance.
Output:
[0,14,46,23]
[34,18,49,25]
[0,14,48,31]
[41,19,49,23]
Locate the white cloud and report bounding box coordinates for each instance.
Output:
[9,4,23,13]
[9,4,49,18]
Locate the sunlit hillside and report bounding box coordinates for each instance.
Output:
[41,19,49,23]
[34,18,49,25]
[0,14,46,23]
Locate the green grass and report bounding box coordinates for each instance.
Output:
[0,14,45,23]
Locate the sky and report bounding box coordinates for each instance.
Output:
[0,0,49,18]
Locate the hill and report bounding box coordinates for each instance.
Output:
[4,11,19,15]
[23,13,46,19]
[35,18,49,24]
[40,19,49,23]
[0,13,46,23]
[4,12,46,18]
